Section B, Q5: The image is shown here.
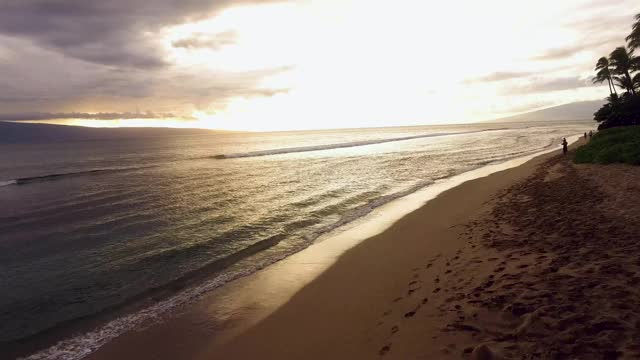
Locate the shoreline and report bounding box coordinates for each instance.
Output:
[82,139,585,360]
[11,135,582,360]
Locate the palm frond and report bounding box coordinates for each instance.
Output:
[613,75,633,92]
[595,56,610,71]
[592,74,605,84]
[627,14,640,51]
[633,73,640,90]
[609,47,634,75]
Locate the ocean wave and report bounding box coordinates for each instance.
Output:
[19,127,563,360]
[3,167,148,187]
[18,179,440,360]
[0,180,17,187]
[305,180,435,241]
[19,233,288,360]
[213,130,499,159]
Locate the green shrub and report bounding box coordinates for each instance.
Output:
[574,126,640,165]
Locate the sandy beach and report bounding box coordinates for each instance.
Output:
[82,139,640,360]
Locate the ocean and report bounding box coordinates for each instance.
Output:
[0,121,588,358]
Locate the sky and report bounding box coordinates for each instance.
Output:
[1,0,639,131]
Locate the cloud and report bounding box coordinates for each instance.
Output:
[0,0,280,68]
[501,101,557,114]
[503,77,595,95]
[533,44,591,61]
[533,38,621,61]
[1,0,636,127]
[464,72,534,83]
[172,31,237,50]
[0,111,180,121]
[0,35,291,114]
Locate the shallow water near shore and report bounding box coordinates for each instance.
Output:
[0,121,589,358]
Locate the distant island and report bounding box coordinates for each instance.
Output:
[0,121,233,144]
[488,101,604,123]
[0,101,600,145]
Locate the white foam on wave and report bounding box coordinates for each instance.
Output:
[215,130,497,159]
[0,180,17,187]
[20,266,257,360]
[303,180,436,241]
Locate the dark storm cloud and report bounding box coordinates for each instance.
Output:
[0,0,280,68]
[0,23,291,114]
[172,31,237,50]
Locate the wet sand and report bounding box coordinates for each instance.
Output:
[86,140,640,359]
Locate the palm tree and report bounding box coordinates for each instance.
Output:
[612,74,640,94]
[633,73,640,92]
[613,75,634,94]
[593,57,616,95]
[626,13,640,51]
[609,47,636,94]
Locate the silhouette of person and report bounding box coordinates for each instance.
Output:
[562,138,568,155]
[589,130,593,139]
[584,132,587,139]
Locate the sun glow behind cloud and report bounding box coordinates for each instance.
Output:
[14,0,640,131]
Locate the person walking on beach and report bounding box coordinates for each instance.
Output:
[589,130,593,139]
[584,132,587,139]
[562,138,568,155]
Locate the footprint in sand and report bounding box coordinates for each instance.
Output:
[391,325,399,334]
[379,344,391,356]
[404,310,417,318]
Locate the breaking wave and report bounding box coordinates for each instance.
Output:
[0,180,17,187]
[2,167,149,187]
[213,130,501,159]
[20,179,440,360]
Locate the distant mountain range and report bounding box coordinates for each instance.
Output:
[490,100,604,123]
[0,101,603,144]
[0,121,221,144]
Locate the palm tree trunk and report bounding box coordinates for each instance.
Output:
[610,77,618,95]
[607,77,613,95]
